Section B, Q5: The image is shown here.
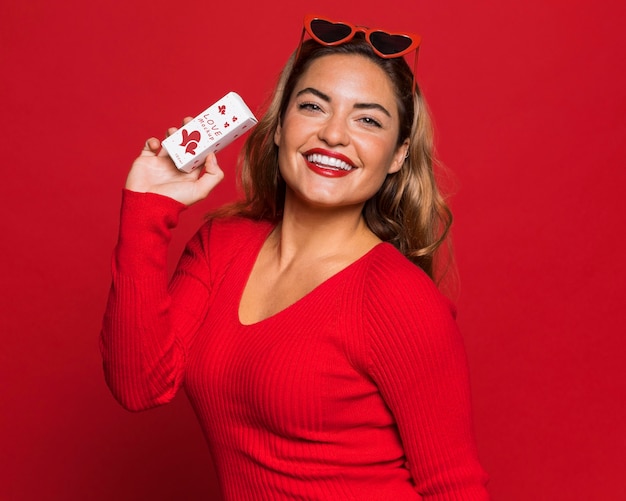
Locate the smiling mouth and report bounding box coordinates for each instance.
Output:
[306,153,354,172]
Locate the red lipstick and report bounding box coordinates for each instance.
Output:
[303,148,356,178]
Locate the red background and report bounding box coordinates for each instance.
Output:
[2,0,625,499]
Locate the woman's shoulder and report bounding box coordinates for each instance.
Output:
[362,243,457,322]
[365,243,440,293]
[355,244,463,373]
[183,215,274,283]
[195,214,274,248]
[185,214,274,263]
[206,214,274,240]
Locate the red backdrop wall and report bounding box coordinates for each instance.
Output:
[2,0,625,499]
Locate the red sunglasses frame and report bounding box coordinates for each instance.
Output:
[297,14,421,92]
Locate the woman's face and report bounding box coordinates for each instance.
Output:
[274,53,409,211]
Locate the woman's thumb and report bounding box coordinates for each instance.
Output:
[195,153,224,196]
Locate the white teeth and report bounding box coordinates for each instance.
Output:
[306,153,353,171]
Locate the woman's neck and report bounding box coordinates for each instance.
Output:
[270,195,380,268]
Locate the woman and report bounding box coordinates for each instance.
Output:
[101,15,490,500]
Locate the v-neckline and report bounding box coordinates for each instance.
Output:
[236,227,386,327]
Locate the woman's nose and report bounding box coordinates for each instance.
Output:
[317,113,349,146]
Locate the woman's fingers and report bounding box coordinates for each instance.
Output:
[130,141,223,206]
[140,137,169,158]
[129,119,224,205]
[140,137,161,156]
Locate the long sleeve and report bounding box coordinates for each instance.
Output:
[363,249,490,500]
[99,211,489,499]
[99,189,213,411]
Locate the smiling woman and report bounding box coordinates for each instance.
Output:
[274,55,407,210]
[100,14,490,501]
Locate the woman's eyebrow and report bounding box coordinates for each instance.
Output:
[353,102,391,118]
[296,87,331,102]
[295,87,391,118]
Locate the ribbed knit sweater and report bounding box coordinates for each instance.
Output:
[100,190,489,500]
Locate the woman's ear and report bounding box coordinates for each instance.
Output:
[389,139,410,174]
[274,120,282,147]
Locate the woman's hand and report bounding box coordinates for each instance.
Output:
[125,120,225,206]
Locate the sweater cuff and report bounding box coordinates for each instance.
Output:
[115,189,187,275]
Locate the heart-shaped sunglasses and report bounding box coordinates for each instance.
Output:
[298,14,421,91]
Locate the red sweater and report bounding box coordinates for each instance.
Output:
[101,190,489,500]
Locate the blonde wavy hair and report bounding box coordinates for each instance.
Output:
[217,37,453,282]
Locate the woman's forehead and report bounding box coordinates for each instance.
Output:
[293,54,398,108]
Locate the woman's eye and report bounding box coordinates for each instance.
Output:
[360,117,382,128]
[298,102,322,112]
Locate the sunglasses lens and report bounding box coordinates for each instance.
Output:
[310,19,352,43]
[369,31,414,55]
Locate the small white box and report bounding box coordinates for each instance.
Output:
[161,91,258,173]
